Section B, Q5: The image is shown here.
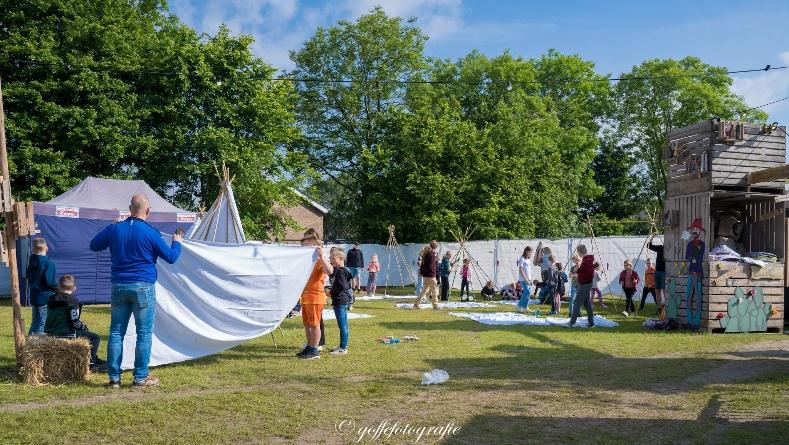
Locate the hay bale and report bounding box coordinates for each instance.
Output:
[20,336,91,385]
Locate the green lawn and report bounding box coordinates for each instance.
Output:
[0,290,787,445]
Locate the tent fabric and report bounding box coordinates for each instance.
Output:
[122,240,315,369]
[449,312,619,328]
[188,179,246,244]
[18,178,196,305]
[46,177,187,213]
[395,302,496,309]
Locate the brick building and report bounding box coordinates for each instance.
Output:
[279,190,329,243]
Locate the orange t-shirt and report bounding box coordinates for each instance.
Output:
[300,261,327,304]
[644,266,656,288]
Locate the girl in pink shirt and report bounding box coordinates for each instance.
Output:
[460,258,472,301]
[366,254,380,297]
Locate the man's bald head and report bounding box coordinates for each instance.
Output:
[130,194,151,219]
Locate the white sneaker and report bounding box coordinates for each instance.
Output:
[622,311,629,318]
[329,347,348,355]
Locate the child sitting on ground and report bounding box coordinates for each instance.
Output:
[460,258,472,301]
[499,282,519,300]
[619,260,640,317]
[45,275,105,370]
[591,262,605,309]
[327,248,353,355]
[26,238,58,336]
[366,254,380,297]
[480,280,496,301]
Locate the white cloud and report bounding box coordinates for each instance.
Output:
[731,52,789,122]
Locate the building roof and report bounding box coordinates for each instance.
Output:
[292,189,329,214]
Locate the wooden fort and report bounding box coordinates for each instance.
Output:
[663,118,785,333]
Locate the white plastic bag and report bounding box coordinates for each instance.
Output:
[421,369,450,385]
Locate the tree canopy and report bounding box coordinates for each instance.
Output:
[0,3,773,242]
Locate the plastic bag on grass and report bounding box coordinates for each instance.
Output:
[421,369,449,385]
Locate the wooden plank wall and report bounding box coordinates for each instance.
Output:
[742,199,786,258]
[663,193,712,262]
[667,262,784,331]
[710,123,787,189]
[666,120,714,196]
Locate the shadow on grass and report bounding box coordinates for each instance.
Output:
[441,395,787,445]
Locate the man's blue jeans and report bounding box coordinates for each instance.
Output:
[107,282,156,382]
[28,305,47,336]
[517,281,532,310]
[333,304,349,349]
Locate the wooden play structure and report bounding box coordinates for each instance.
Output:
[663,119,785,333]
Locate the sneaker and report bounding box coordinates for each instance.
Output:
[601,304,607,308]
[106,380,121,389]
[567,322,576,327]
[586,323,595,328]
[296,345,310,357]
[622,311,630,318]
[317,345,324,351]
[90,359,108,372]
[299,350,320,360]
[413,304,421,310]
[132,376,160,388]
[348,305,353,311]
[329,347,348,355]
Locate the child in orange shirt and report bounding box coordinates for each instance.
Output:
[639,258,657,313]
[297,228,331,360]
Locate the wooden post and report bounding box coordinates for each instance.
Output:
[0,77,26,368]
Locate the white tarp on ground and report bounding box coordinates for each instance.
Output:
[121,239,315,369]
[448,312,619,328]
[314,309,374,320]
[326,236,658,298]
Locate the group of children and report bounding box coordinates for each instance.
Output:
[25,238,105,369]
[511,243,660,320]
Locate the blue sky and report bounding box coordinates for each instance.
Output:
[169,0,789,125]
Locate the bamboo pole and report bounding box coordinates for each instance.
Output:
[0,77,26,368]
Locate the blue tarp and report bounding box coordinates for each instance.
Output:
[18,178,195,305]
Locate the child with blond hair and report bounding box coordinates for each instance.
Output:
[591,262,606,309]
[26,238,58,336]
[327,248,353,355]
[366,254,380,297]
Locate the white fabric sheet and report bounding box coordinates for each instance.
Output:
[448,312,618,328]
[313,309,374,320]
[121,240,315,369]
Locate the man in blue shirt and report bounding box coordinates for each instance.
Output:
[90,195,183,388]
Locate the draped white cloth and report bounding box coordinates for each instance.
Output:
[121,240,315,369]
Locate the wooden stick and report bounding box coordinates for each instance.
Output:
[0,77,25,368]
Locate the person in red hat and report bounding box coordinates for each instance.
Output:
[684,218,706,330]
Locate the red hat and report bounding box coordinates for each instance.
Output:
[688,218,706,232]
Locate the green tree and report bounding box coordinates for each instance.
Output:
[290,7,427,239]
[613,57,767,205]
[0,0,307,239]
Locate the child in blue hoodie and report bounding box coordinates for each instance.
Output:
[26,238,58,336]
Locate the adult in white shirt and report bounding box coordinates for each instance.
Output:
[516,246,534,312]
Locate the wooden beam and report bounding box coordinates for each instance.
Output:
[0,77,25,368]
[748,164,789,185]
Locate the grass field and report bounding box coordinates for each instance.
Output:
[0,290,787,444]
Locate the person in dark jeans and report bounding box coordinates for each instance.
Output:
[327,249,353,355]
[45,275,105,370]
[648,235,666,315]
[569,244,595,328]
[439,251,452,301]
[346,243,364,294]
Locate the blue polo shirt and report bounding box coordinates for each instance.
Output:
[89,217,181,284]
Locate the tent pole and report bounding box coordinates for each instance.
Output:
[0,77,26,368]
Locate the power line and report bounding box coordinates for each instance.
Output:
[2,58,787,87]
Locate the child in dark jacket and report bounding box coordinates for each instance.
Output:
[570,245,595,327]
[328,248,353,355]
[480,280,496,301]
[45,275,105,369]
[26,238,58,336]
[618,260,640,317]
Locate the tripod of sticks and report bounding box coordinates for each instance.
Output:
[446,226,497,301]
[383,225,416,297]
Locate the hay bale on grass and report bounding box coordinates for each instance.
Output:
[20,336,91,385]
